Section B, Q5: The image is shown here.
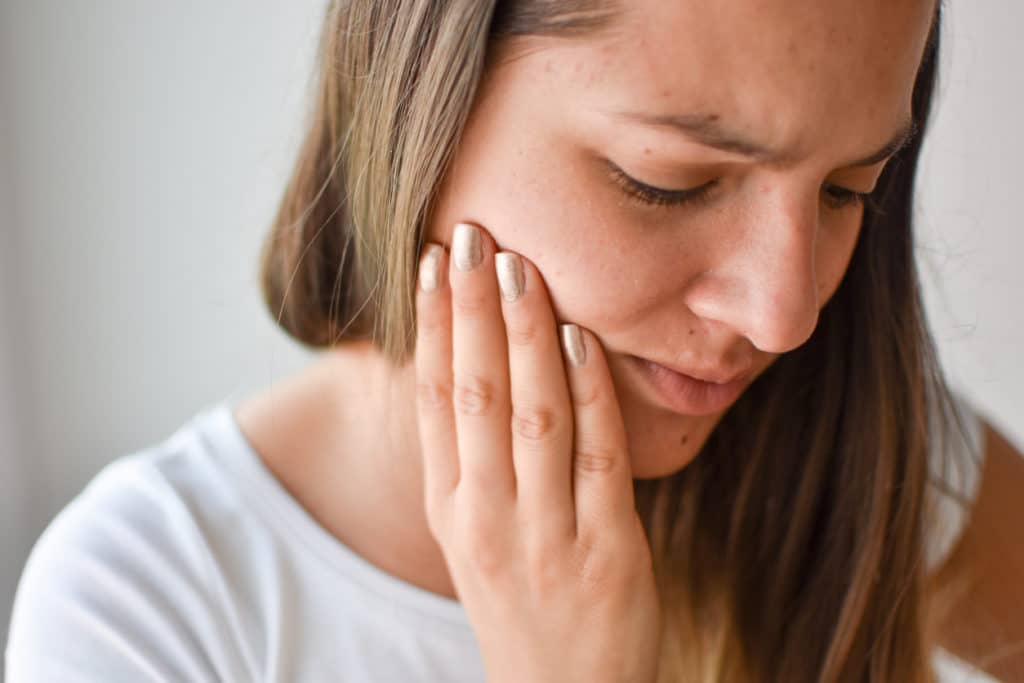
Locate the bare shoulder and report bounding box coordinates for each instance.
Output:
[928,420,1024,682]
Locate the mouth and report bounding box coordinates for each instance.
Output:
[627,355,751,417]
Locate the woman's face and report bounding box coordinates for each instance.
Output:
[426,0,935,478]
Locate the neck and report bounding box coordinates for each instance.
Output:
[313,341,459,601]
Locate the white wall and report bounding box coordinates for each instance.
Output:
[0,0,326,670]
[0,0,1020,678]
[0,0,31,667]
[917,2,1024,440]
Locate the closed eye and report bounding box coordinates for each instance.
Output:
[607,162,878,212]
[821,185,873,210]
[607,163,717,208]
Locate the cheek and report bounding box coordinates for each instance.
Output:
[512,191,653,332]
[506,189,679,334]
[815,213,863,305]
[430,131,659,329]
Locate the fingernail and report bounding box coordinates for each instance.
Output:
[419,243,445,292]
[495,252,525,302]
[560,324,586,367]
[452,223,482,271]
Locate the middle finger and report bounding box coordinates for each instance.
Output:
[449,222,516,500]
[495,251,576,541]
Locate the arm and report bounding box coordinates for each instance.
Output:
[927,420,1024,682]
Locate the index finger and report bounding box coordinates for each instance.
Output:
[414,243,459,523]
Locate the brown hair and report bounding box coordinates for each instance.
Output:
[258,1,978,680]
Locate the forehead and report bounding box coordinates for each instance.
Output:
[500,0,935,161]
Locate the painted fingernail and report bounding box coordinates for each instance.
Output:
[560,324,586,367]
[452,222,482,271]
[419,243,445,292]
[495,252,525,302]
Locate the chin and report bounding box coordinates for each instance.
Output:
[608,352,732,480]
[624,419,710,480]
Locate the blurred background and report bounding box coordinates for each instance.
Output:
[0,1,1021,680]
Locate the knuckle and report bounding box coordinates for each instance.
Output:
[572,381,602,409]
[505,318,541,347]
[573,444,619,475]
[456,516,506,578]
[575,522,650,589]
[524,541,564,596]
[453,373,497,416]
[468,543,505,579]
[416,379,452,412]
[511,406,558,442]
[452,289,488,318]
[578,549,624,596]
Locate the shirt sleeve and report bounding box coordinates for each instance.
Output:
[922,389,987,575]
[4,456,248,682]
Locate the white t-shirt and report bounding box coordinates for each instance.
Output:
[5,393,989,682]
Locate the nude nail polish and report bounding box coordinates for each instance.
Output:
[561,324,587,367]
[452,223,482,271]
[495,252,525,302]
[419,244,445,292]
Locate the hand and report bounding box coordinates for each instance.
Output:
[414,222,662,683]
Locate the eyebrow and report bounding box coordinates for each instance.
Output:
[612,110,918,168]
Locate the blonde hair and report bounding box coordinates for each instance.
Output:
[259,1,979,679]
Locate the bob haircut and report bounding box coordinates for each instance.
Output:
[259,1,977,680]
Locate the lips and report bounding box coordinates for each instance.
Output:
[640,357,751,385]
[627,354,752,416]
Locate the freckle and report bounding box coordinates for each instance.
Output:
[688,328,695,336]
[680,434,689,446]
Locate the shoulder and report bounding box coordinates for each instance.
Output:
[922,390,987,574]
[927,418,1024,680]
[5,409,255,681]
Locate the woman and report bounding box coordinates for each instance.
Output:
[7,0,1023,681]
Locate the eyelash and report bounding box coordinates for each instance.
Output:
[608,165,877,212]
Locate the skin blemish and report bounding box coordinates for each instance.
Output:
[423,0,931,481]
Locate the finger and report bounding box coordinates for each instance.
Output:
[560,325,636,540]
[414,242,458,525]
[495,251,576,541]
[449,222,516,501]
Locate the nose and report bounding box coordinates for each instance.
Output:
[684,186,822,354]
